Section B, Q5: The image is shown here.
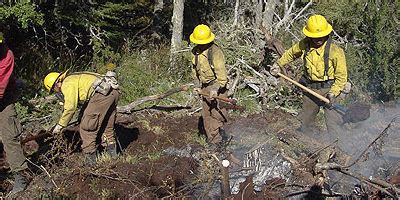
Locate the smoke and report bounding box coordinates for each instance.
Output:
[319,103,400,192]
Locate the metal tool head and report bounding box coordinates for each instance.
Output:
[343,102,371,123]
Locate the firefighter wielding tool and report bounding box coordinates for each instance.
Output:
[277,72,370,123]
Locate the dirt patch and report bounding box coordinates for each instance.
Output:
[10,112,200,199]
[120,113,200,155]
[1,106,398,198]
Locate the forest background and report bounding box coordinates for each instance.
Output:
[0,0,399,120]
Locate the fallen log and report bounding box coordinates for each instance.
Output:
[117,84,191,114]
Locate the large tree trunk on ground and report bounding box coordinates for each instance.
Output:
[170,0,185,70]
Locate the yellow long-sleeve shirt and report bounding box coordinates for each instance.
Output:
[191,44,228,88]
[58,72,99,127]
[277,38,347,96]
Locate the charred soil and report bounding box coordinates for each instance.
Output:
[0,106,398,199]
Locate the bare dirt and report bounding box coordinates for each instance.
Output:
[0,106,398,199]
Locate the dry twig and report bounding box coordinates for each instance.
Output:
[345,117,396,168]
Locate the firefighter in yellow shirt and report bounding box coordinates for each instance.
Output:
[190,24,230,147]
[270,15,347,135]
[43,70,119,164]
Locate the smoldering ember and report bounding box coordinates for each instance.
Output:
[0,1,399,199]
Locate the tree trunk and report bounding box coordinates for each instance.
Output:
[154,0,164,13]
[254,0,263,28]
[262,0,277,31]
[170,0,185,70]
[233,0,240,26]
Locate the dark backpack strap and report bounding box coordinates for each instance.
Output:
[303,39,311,79]
[207,44,213,66]
[194,53,200,80]
[323,36,332,80]
[207,44,218,81]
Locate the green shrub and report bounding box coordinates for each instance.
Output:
[315,1,400,101]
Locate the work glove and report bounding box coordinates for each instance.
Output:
[270,63,281,77]
[52,124,64,134]
[342,82,352,94]
[326,92,335,109]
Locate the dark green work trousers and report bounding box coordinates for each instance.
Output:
[299,88,343,136]
[0,103,28,172]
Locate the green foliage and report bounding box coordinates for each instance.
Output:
[91,38,121,74]
[315,0,400,101]
[185,131,208,147]
[117,43,192,106]
[0,2,44,29]
[147,151,162,161]
[123,154,141,164]
[235,88,262,114]
[90,2,153,43]
[0,1,157,99]
[15,102,29,120]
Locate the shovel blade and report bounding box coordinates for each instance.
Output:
[342,102,371,123]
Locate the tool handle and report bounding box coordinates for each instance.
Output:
[277,72,330,104]
[198,90,237,105]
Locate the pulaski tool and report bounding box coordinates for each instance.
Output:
[277,72,370,123]
[197,90,245,111]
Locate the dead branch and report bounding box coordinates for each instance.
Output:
[117,84,192,114]
[274,0,296,32]
[308,139,338,159]
[315,162,400,197]
[232,0,240,27]
[88,171,147,197]
[227,67,241,96]
[259,25,285,56]
[345,117,396,168]
[28,95,58,105]
[238,58,265,79]
[285,188,343,198]
[285,0,313,31]
[21,130,50,145]
[26,159,59,190]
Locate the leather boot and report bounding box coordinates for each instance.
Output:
[219,129,232,145]
[7,170,31,197]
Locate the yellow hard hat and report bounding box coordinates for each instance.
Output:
[302,15,333,38]
[43,70,68,93]
[190,24,215,44]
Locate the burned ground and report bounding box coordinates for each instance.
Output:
[0,105,399,199]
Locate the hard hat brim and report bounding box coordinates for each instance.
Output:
[189,32,215,45]
[302,24,333,38]
[49,70,69,94]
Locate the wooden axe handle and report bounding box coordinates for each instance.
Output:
[198,90,237,105]
[277,73,330,104]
